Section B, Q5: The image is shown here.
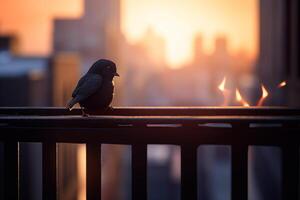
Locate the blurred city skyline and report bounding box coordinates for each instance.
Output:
[0,0,297,199]
[0,0,258,68]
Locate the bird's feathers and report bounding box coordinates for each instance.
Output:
[67,96,80,110]
[72,75,87,97]
[67,73,103,109]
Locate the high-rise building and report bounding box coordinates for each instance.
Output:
[49,52,80,106]
[211,36,231,74]
[258,0,299,107]
[140,28,167,69]
[53,0,121,72]
[0,36,49,107]
[258,0,287,88]
[53,0,123,105]
[53,2,124,199]
[193,34,203,65]
[251,1,299,200]
[214,36,228,55]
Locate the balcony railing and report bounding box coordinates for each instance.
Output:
[0,107,300,200]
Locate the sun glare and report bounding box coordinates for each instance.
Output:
[218,77,227,92]
[122,0,258,68]
[235,89,250,107]
[278,81,287,88]
[0,0,258,68]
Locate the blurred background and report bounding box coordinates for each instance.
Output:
[0,0,299,199]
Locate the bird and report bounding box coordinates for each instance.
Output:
[67,59,119,116]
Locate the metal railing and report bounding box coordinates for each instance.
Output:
[0,107,300,200]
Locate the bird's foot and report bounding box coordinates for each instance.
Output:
[107,106,114,111]
[82,113,90,117]
[81,108,89,117]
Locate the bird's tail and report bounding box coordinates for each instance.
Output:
[67,97,79,111]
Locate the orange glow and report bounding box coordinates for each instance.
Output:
[261,85,269,98]
[218,77,230,106]
[235,89,242,101]
[122,0,258,67]
[0,0,258,67]
[0,0,83,56]
[77,144,86,200]
[218,77,227,92]
[278,81,287,88]
[257,84,269,106]
[235,89,250,107]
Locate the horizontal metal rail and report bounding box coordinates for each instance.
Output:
[0,107,299,200]
[1,106,300,116]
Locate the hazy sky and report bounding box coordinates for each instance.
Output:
[0,0,83,55]
[0,0,258,67]
[122,0,258,66]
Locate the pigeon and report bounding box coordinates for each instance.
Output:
[67,59,119,116]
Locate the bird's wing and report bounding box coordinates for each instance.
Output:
[72,75,87,97]
[71,73,103,101]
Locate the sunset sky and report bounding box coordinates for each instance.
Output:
[122,0,258,66]
[0,0,258,67]
[0,0,83,55]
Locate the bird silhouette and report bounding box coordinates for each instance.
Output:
[67,59,119,116]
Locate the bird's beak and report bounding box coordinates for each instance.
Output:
[114,72,120,77]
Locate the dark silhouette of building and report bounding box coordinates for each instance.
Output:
[53,0,124,198]
[0,35,19,54]
[53,0,121,72]
[258,0,299,106]
[253,0,299,200]
[0,34,81,200]
[50,52,80,106]
[53,0,123,106]
[0,36,49,106]
[193,34,205,67]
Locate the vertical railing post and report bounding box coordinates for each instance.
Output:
[86,143,101,200]
[181,144,197,200]
[132,144,147,200]
[42,142,57,200]
[231,144,248,200]
[282,145,299,200]
[4,141,19,200]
